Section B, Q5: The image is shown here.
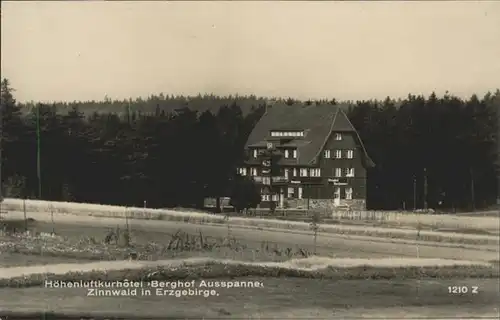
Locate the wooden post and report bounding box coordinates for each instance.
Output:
[470,168,476,211]
[413,175,417,211]
[50,205,55,235]
[36,104,42,199]
[423,168,428,211]
[23,199,27,232]
[125,207,129,231]
[310,211,321,255]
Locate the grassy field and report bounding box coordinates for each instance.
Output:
[239,209,500,237]
[1,279,498,319]
[1,216,499,319]
[6,209,500,251]
[0,219,317,269]
[4,198,499,236]
[240,215,499,237]
[2,216,499,267]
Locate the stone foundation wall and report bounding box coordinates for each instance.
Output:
[283,199,337,211]
[258,198,366,211]
[308,199,337,211]
[282,198,366,211]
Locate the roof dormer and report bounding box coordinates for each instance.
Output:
[269,130,305,138]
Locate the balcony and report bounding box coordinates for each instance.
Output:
[273,176,289,183]
[253,176,266,184]
[253,176,289,185]
[328,177,348,185]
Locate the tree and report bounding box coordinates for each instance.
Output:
[229,175,260,213]
[1,78,25,201]
[0,78,22,131]
[3,85,499,212]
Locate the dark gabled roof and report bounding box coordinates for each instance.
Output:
[245,102,375,167]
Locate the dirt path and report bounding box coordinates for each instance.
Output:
[8,210,499,244]
[0,256,493,280]
[6,211,499,262]
[0,253,90,268]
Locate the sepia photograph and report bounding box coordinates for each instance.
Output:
[0,1,499,319]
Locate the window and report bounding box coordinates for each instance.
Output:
[335,133,342,140]
[334,150,342,159]
[293,168,298,176]
[284,168,289,179]
[298,187,303,199]
[300,168,308,177]
[261,194,270,201]
[284,150,289,158]
[272,194,278,201]
[346,150,354,159]
[292,150,297,158]
[334,168,342,177]
[253,149,258,158]
[324,150,331,159]
[262,177,271,185]
[287,187,294,198]
[270,131,305,137]
[345,187,353,200]
[345,168,355,177]
[310,168,321,177]
[251,168,258,176]
[238,168,247,176]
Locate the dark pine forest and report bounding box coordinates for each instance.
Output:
[1,78,499,212]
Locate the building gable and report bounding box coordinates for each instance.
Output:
[311,108,375,167]
[245,102,374,167]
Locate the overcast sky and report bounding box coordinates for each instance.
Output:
[2,1,499,103]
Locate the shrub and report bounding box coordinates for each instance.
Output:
[0,228,312,264]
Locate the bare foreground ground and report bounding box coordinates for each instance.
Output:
[0,252,89,268]
[0,279,498,318]
[1,210,499,319]
[5,215,498,263]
